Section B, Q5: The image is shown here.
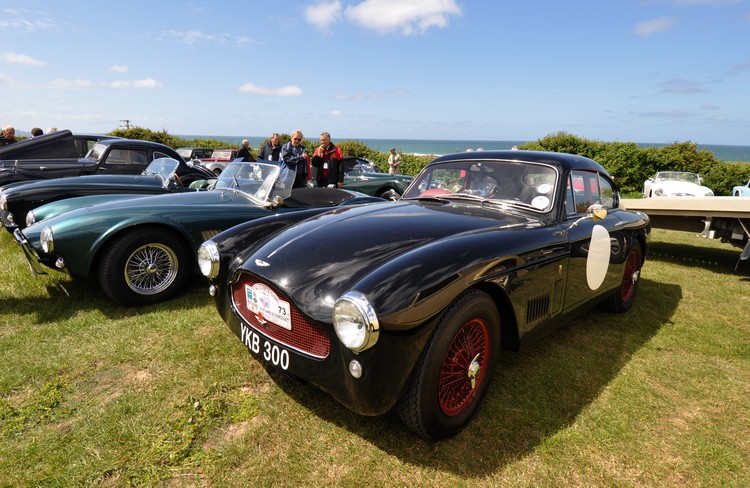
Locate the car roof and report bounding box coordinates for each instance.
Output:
[95,138,173,150]
[430,150,608,174]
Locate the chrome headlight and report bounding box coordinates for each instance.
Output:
[0,193,7,211]
[197,240,220,278]
[333,291,379,352]
[40,226,54,253]
[653,188,663,196]
[25,210,37,227]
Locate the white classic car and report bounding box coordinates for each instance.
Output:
[642,171,714,198]
[733,180,750,197]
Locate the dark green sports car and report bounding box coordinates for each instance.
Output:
[13,161,382,306]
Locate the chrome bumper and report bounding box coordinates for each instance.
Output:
[13,228,48,276]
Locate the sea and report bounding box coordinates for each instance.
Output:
[182,136,750,162]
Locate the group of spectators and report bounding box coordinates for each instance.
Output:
[246,130,403,189]
[1,125,59,147]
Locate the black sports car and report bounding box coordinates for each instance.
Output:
[0,136,192,186]
[198,150,651,440]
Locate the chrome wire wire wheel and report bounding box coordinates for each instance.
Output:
[124,243,179,295]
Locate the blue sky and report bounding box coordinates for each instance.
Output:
[1,0,749,145]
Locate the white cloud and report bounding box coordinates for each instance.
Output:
[48,78,94,89]
[344,0,461,35]
[1,51,46,66]
[238,83,303,96]
[161,29,252,46]
[305,1,343,33]
[330,110,343,117]
[660,78,707,93]
[333,93,379,101]
[0,9,61,33]
[109,65,128,73]
[110,79,162,89]
[0,72,18,85]
[634,17,677,36]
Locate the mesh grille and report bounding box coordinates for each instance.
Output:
[231,273,331,359]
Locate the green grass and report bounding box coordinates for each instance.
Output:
[1,227,749,486]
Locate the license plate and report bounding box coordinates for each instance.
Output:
[244,283,291,330]
[239,323,290,371]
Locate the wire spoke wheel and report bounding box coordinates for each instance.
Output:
[438,318,491,416]
[620,248,640,303]
[124,243,179,295]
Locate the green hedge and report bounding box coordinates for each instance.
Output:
[108,127,750,195]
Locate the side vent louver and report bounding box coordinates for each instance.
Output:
[526,291,551,324]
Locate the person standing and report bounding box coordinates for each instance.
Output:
[30,127,44,138]
[237,139,256,162]
[388,147,402,175]
[311,132,344,188]
[280,130,309,188]
[257,133,282,162]
[0,125,17,146]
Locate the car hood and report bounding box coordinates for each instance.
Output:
[31,188,261,224]
[4,174,164,197]
[237,200,542,320]
[655,181,713,196]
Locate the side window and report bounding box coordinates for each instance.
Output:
[153,151,171,161]
[570,171,601,214]
[599,175,615,209]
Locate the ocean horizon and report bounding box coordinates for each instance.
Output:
[183,135,750,162]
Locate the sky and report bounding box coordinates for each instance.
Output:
[1,0,749,145]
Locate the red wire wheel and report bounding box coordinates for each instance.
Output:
[620,248,640,304]
[437,317,491,416]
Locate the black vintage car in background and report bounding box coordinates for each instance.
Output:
[198,150,651,440]
[0,136,195,186]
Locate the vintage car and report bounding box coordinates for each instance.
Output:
[0,157,214,232]
[176,147,214,162]
[0,129,119,161]
[198,149,245,175]
[732,180,750,197]
[13,161,381,306]
[198,150,651,440]
[0,137,191,186]
[339,156,413,200]
[642,171,714,198]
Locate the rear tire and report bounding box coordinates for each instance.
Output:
[398,289,500,440]
[98,227,192,306]
[602,240,642,313]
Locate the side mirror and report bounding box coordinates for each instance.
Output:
[555,204,608,236]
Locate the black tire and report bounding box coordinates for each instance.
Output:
[97,227,193,306]
[379,188,400,201]
[398,289,500,440]
[212,168,222,176]
[602,240,642,313]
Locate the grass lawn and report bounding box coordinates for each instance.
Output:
[1,227,748,486]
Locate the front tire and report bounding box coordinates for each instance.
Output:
[97,227,193,306]
[602,240,642,313]
[398,289,500,440]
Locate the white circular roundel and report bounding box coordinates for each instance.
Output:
[586,224,611,290]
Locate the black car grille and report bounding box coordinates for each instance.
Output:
[231,273,331,359]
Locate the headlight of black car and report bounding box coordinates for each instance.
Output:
[197,240,220,278]
[333,291,379,352]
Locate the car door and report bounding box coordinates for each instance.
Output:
[562,170,627,311]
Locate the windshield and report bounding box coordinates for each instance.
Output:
[402,159,558,212]
[142,157,180,188]
[655,172,700,184]
[86,143,107,161]
[211,150,233,159]
[214,161,292,203]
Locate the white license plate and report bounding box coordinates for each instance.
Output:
[239,323,290,371]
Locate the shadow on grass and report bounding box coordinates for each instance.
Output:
[647,239,750,275]
[267,277,681,478]
[0,274,212,323]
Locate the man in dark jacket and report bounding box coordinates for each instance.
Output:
[311,132,344,188]
[0,125,17,147]
[237,139,256,162]
[257,133,281,162]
